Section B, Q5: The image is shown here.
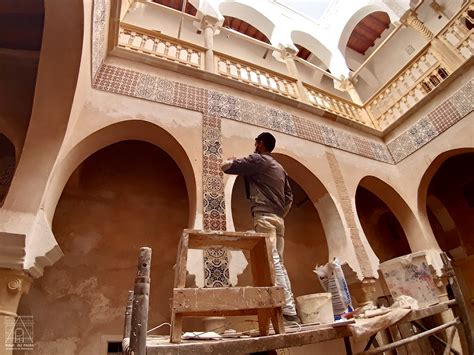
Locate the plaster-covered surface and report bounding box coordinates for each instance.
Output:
[18,141,190,354]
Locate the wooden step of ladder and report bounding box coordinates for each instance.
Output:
[170,229,286,343]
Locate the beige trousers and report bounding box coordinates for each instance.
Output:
[253,212,297,316]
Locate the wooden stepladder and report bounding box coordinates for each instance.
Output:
[170,229,286,343]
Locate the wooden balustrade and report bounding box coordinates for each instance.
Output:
[366,48,451,129]
[112,2,472,131]
[438,3,474,60]
[118,23,204,69]
[304,85,370,126]
[215,54,299,99]
[365,3,472,129]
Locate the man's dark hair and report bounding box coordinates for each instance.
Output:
[256,132,276,152]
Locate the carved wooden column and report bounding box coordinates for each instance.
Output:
[0,269,31,355]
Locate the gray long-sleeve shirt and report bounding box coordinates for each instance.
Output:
[222,153,293,217]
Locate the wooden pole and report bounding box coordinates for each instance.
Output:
[130,247,152,355]
[123,290,134,338]
[360,319,459,354]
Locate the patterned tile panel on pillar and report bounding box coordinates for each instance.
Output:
[201,114,230,287]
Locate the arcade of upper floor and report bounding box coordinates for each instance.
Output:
[112,0,473,133]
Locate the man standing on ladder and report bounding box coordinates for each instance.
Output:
[221,132,300,324]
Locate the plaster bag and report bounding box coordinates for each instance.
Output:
[314,258,353,318]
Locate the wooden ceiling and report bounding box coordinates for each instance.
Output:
[223,17,270,44]
[347,11,390,55]
[152,0,197,16]
[295,44,311,60]
[0,0,44,50]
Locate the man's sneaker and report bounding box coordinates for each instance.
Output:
[283,314,301,325]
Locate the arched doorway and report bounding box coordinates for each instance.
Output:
[355,185,411,262]
[424,153,474,257]
[356,176,426,255]
[420,151,474,323]
[18,140,190,353]
[230,154,343,298]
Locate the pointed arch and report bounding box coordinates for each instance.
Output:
[418,148,474,216]
[43,120,197,230]
[357,175,424,252]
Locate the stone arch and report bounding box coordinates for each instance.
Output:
[230,152,350,296]
[20,138,193,353]
[228,153,351,268]
[355,181,411,262]
[418,148,474,256]
[218,1,275,43]
[337,4,397,56]
[357,175,425,253]
[418,148,474,215]
[3,0,84,213]
[271,153,347,262]
[290,30,332,68]
[43,120,197,230]
[0,134,16,205]
[418,149,474,326]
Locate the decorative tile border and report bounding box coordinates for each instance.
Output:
[387,79,473,163]
[93,62,473,165]
[202,114,230,287]
[91,0,108,80]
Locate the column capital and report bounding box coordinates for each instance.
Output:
[194,15,221,35]
[334,76,363,105]
[334,76,355,91]
[0,269,31,317]
[272,45,298,63]
[400,10,434,40]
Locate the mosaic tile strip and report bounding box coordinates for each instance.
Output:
[93,65,140,96]
[202,114,230,287]
[92,63,472,165]
[93,64,395,163]
[174,82,208,112]
[92,0,108,80]
[450,79,473,117]
[326,150,372,276]
[387,79,473,163]
[428,100,462,132]
[353,136,374,158]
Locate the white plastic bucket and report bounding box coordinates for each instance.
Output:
[296,293,333,324]
[379,251,439,308]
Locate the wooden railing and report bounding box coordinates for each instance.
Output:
[438,2,474,60]
[118,23,205,69]
[365,47,450,129]
[215,53,299,99]
[114,2,472,131]
[304,85,371,126]
[364,3,473,129]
